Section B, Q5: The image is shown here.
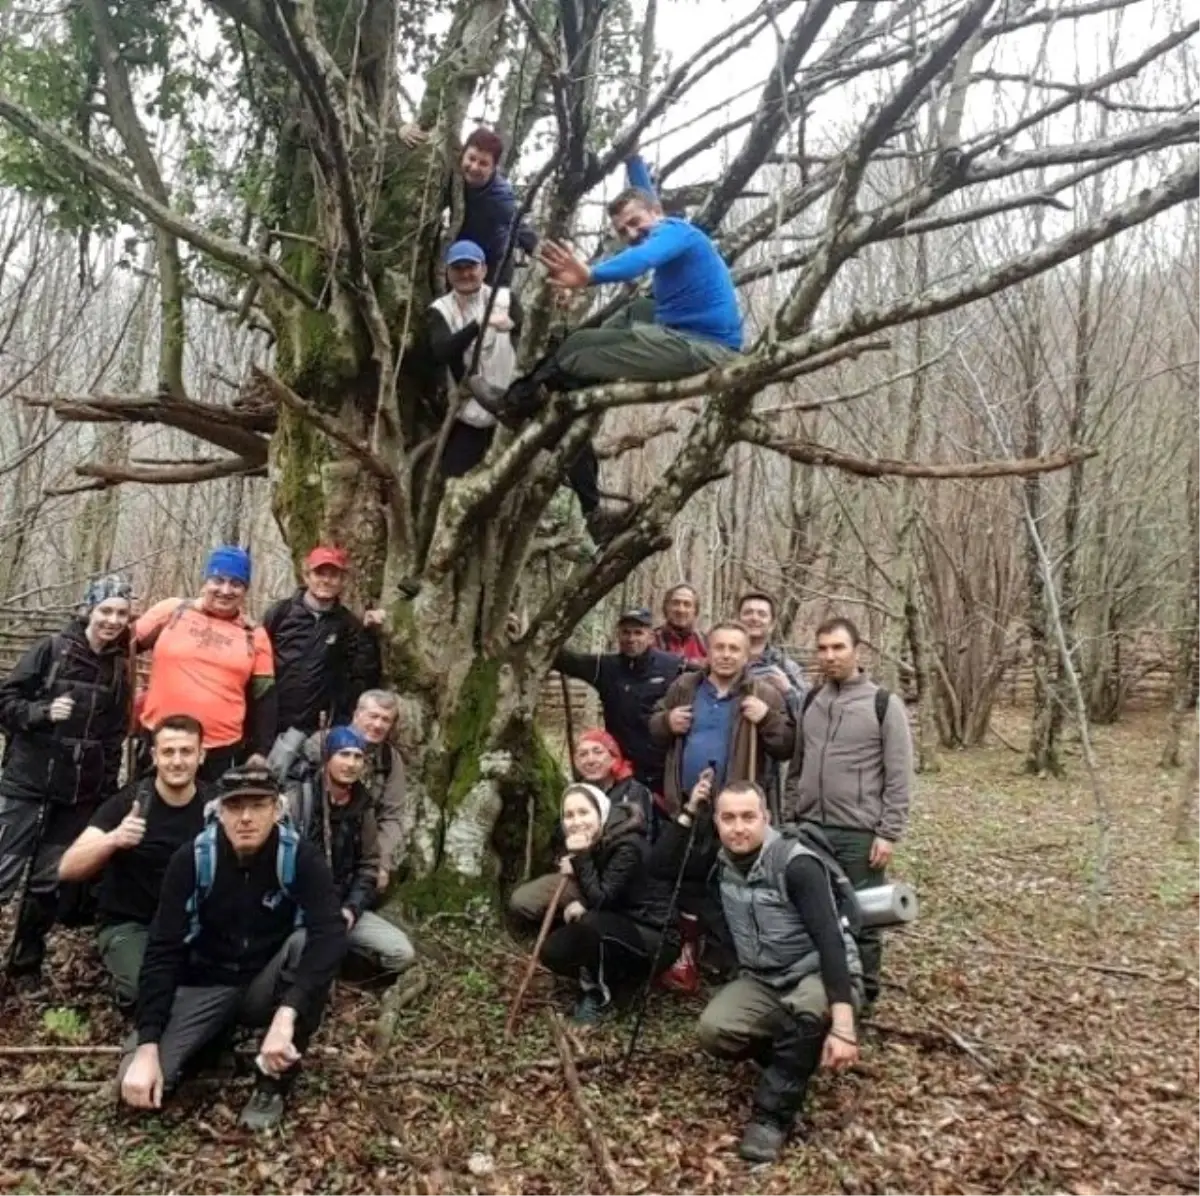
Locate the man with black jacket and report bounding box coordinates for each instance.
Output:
[282,726,414,978]
[59,714,210,1010]
[0,574,134,981]
[554,607,684,797]
[263,546,383,736]
[119,767,347,1130]
[698,781,863,1163]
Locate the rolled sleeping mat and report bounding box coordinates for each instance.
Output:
[857,883,918,929]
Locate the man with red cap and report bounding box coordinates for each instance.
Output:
[263,547,385,736]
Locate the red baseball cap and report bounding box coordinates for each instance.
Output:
[306,545,349,571]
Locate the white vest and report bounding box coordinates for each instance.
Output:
[430,285,517,429]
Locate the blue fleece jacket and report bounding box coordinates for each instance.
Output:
[457,171,539,284]
[589,218,742,350]
[625,154,656,195]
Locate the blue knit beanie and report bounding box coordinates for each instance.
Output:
[325,726,367,759]
[204,545,252,586]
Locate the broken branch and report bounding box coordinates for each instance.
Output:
[548,1010,622,1189]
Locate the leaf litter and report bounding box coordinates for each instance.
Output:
[0,711,1195,1194]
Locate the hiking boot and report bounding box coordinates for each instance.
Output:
[466,374,538,429]
[738,1118,788,1164]
[239,1083,287,1131]
[570,990,611,1025]
[583,504,628,548]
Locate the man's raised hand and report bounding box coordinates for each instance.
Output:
[109,800,147,851]
[538,241,590,290]
[740,695,769,725]
[48,695,75,723]
[685,767,716,815]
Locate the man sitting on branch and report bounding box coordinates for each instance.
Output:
[476,186,743,421]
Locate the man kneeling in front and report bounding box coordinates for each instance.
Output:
[119,767,346,1130]
[699,782,863,1164]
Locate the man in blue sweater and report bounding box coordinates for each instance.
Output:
[483,184,742,413]
[470,181,742,544]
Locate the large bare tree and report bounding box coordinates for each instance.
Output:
[0,0,1194,897]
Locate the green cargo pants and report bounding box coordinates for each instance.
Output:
[96,921,150,1009]
[555,296,737,385]
[821,825,886,1004]
[699,972,830,1058]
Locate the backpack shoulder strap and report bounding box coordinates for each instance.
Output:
[141,600,192,652]
[874,686,890,727]
[801,684,821,719]
[276,824,304,929]
[185,821,218,944]
[42,635,66,696]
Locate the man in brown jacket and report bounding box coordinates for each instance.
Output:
[649,623,794,815]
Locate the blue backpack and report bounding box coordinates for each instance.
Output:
[184,814,304,944]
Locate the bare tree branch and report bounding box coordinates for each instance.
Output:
[86,0,187,397]
[20,392,269,462]
[742,427,1097,479]
[251,368,399,483]
[0,93,318,309]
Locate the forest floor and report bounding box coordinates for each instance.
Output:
[0,710,1197,1195]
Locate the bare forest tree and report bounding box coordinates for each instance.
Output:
[0,0,1194,896]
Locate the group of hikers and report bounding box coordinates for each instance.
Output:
[426,126,743,546]
[0,541,913,1161]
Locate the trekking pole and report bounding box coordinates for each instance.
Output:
[621,802,703,1072]
[0,797,50,989]
[504,874,569,1038]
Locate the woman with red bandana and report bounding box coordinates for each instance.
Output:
[572,729,655,832]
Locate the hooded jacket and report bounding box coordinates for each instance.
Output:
[0,619,131,806]
[571,803,674,931]
[262,591,381,734]
[298,729,408,870]
[648,669,795,814]
[456,171,539,287]
[554,646,684,792]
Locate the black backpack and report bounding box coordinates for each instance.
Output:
[777,821,864,937]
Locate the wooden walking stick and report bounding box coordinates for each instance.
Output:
[748,719,758,785]
[505,875,569,1038]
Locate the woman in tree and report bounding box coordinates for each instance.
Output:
[536,783,679,1023]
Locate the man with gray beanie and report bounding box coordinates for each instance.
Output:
[0,573,134,983]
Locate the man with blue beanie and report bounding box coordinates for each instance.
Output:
[281,725,415,980]
[135,546,276,782]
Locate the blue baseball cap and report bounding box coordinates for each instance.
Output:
[617,606,653,627]
[445,239,486,266]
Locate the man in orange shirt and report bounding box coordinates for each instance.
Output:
[136,547,276,781]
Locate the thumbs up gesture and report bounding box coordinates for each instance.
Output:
[109,799,147,850]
